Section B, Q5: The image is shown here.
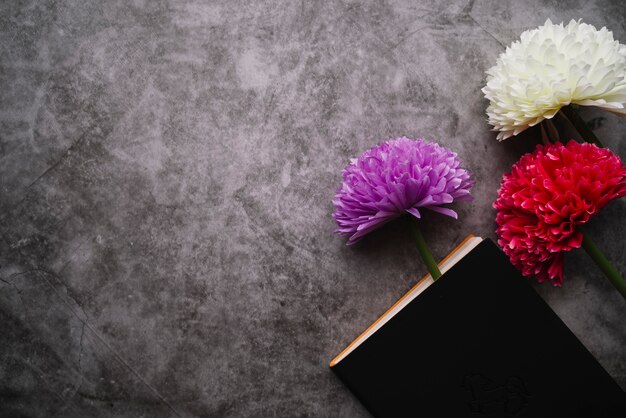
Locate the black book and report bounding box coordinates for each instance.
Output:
[330,237,626,417]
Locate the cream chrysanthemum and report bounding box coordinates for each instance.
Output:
[483,19,626,140]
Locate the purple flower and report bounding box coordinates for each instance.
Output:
[333,137,474,244]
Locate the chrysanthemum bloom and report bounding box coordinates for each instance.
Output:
[483,19,626,141]
[333,137,473,244]
[494,140,626,285]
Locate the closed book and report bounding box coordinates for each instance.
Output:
[330,237,626,417]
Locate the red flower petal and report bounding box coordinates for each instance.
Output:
[494,140,626,285]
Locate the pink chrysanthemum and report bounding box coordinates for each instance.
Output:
[333,137,474,244]
[494,140,626,285]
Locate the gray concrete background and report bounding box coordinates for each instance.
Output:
[1,0,625,416]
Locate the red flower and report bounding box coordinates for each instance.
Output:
[494,140,626,286]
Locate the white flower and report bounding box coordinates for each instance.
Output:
[482,19,626,141]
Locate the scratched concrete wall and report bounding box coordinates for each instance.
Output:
[1,0,625,416]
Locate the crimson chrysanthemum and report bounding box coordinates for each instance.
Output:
[333,137,473,244]
[494,140,626,285]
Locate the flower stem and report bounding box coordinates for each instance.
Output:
[545,118,560,143]
[540,123,550,144]
[581,231,626,299]
[409,217,442,280]
[560,105,604,148]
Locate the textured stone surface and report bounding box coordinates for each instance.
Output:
[1,0,625,416]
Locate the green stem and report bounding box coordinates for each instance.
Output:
[560,105,604,148]
[409,217,442,280]
[540,123,550,144]
[581,232,626,299]
[544,118,560,143]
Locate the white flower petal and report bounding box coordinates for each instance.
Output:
[483,19,626,139]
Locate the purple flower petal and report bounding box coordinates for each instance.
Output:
[406,208,421,218]
[426,206,458,219]
[333,137,474,243]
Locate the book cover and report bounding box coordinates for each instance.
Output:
[331,239,626,417]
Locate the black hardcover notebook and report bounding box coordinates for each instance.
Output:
[330,238,626,417]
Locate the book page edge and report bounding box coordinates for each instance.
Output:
[329,234,482,367]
